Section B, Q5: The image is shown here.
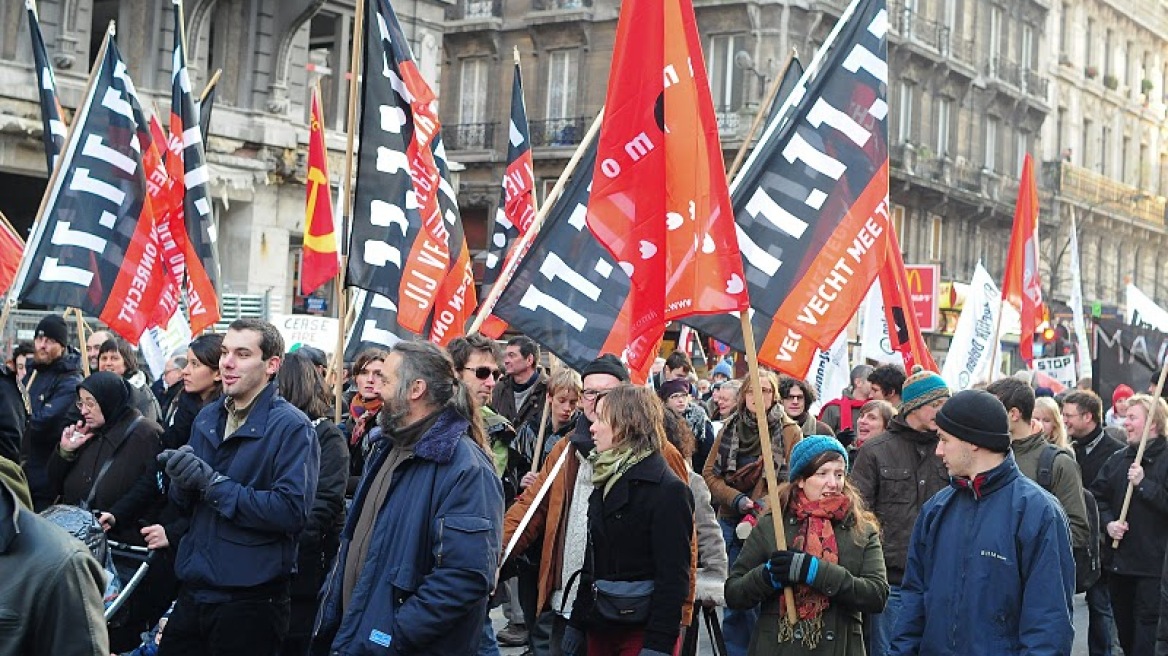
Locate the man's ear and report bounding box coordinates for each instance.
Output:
[409,378,428,402]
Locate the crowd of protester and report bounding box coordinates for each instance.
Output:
[3,316,1168,656]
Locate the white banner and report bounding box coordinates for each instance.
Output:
[1068,212,1092,380]
[271,314,339,355]
[1034,355,1077,390]
[941,262,1002,391]
[860,279,899,364]
[807,331,850,417]
[140,311,193,381]
[1126,284,1168,333]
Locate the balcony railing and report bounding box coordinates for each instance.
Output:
[446,0,501,21]
[715,106,741,138]
[444,122,496,151]
[1043,160,1166,225]
[532,0,591,10]
[530,117,589,147]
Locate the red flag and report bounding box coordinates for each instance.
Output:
[879,228,938,373]
[0,215,23,296]
[301,88,338,296]
[585,0,749,374]
[1002,153,1043,364]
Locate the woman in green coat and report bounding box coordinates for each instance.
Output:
[725,435,888,656]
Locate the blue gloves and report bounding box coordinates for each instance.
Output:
[561,625,584,656]
[159,445,226,493]
[765,550,819,589]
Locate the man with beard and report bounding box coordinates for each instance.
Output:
[157,319,319,654]
[313,341,504,655]
[85,329,113,373]
[22,315,82,510]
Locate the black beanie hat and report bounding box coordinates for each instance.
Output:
[656,377,690,401]
[35,315,69,347]
[581,354,629,382]
[935,389,1011,453]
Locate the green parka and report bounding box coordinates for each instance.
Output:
[724,507,888,656]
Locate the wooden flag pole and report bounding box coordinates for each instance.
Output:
[334,0,366,425]
[528,354,559,474]
[0,297,14,348]
[739,313,798,625]
[1111,356,1168,548]
[198,68,222,104]
[515,46,541,226]
[64,308,90,376]
[727,48,797,181]
[467,108,605,334]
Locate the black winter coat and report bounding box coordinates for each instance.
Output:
[569,451,694,653]
[161,391,214,449]
[46,409,163,545]
[1091,437,1168,578]
[1072,424,1126,493]
[292,418,349,602]
[492,371,547,432]
[0,366,26,463]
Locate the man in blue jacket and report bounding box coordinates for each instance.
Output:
[889,389,1075,656]
[313,340,504,655]
[158,318,319,655]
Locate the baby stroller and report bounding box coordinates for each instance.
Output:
[39,506,157,628]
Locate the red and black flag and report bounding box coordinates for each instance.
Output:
[490,137,646,374]
[480,61,536,339]
[25,0,67,174]
[685,0,890,378]
[344,289,403,362]
[347,0,476,346]
[10,28,172,344]
[168,0,220,334]
[878,226,938,372]
[0,212,24,296]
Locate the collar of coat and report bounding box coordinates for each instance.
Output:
[371,407,473,465]
[596,451,669,512]
[0,481,19,553]
[949,451,1019,500]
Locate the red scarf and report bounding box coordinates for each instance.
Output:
[788,491,849,623]
[349,395,382,446]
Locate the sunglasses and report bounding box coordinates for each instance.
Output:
[463,366,502,381]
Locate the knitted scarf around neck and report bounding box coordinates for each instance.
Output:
[589,446,652,499]
[781,489,850,649]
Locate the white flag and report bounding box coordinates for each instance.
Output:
[1067,213,1092,380]
[807,331,850,417]
[140,310,194,381]
[860,279,899,365]
[1126,284,1168,333]
[942,262,1002,391]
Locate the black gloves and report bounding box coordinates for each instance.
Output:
[159,445,226,493]
[765,550,819,589]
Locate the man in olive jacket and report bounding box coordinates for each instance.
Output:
[850,366,950,655]
[0,461,109,656]
[987,378,1090,548]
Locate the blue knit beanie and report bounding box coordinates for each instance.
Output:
[900,365,950,416]
[788,435,849,480]
[711,360,734,380]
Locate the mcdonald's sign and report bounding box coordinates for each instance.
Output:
[905,264,940,333]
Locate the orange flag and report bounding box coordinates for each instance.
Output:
[301,87,338,296]
[879,227,938,373]
[0,214,23,296]
[585,0,749,375]
[1002,153,1043,364]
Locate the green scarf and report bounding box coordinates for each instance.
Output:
[589,447,652,499]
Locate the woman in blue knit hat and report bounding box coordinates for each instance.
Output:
[725,435,889,656]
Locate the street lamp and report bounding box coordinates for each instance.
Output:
[734,50,768,108]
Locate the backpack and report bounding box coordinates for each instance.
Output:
[1036,444,1101,594]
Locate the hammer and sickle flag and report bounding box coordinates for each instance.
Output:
[301,86,338,296]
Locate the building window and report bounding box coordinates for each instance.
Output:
[935,98,950,156]
[928,215,943,260]
[1016,132,1029,176]
[458,58,488,125]
[707,34,745,112]
[1104,29,1113,77]
[891,204,906,239]
[546,50,577,120]
[1056,107,1066,160]
[898,82,914,144]
[1058,3,1070,56]
[989,6,1003,61]
[1081,118,1092,168]
[1101,125,1110,174]
[1085,18,1094,69]
[985,117,998,172]
[1021,25,1034,70]
[1122,136,1131,184]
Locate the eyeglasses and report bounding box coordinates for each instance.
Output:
[783,394,805,401]
[462,366,502,381]
[668,392,689,401]
[1061,412,1084,420]
[582,388,609,401]
[75,399,97,411]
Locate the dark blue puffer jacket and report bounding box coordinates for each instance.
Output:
[890,453,1075,656]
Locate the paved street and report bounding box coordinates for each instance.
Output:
[493,592,1099,655]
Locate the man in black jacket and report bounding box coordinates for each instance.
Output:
[493,336,546,432]
[22,314,83,510]
[0,364,25,463]
[1063,390,1125,656]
